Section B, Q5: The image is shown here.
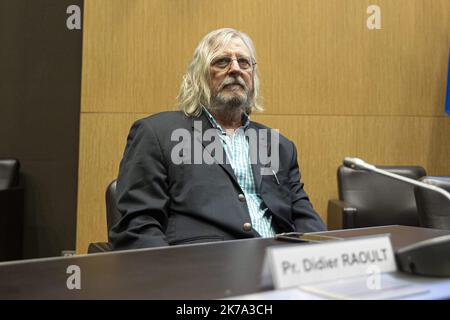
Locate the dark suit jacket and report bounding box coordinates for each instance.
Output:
[110,110,325,250]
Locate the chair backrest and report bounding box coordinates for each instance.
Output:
[0,158,20,190]
[414,176,450,230]
[106,179,121,234]
[338,165,426,227]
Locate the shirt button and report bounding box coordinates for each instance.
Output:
[243,223,252,232]
[238,194,246,202]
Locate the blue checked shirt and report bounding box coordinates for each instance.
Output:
[203,108,276,237]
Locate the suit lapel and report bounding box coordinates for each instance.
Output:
[191,112,239,187]
[248,122,272,192]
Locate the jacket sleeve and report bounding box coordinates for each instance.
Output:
[288,141,327,232]
[109,119,170,250]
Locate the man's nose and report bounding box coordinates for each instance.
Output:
[228,59,242,74]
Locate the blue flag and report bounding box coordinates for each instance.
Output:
[446,52,450,115]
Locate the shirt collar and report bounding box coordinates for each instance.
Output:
[202,107,250,134]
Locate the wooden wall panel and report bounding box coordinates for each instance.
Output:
[77,0,450,253]
[76,113,147,251]
[81,0,450,116]
[253,114,450,219]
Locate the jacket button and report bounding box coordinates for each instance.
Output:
[243,222,252,232]
[238,193,246,202]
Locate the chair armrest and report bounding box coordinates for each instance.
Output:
[327,199,357,230]
[88,242,113,253]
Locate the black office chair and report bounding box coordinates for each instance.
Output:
[105,179,121,232]
[414,176,450,230]
[327,165,426,230]
[0,158,24,261]
[88,179,119,253]
[0,158,20,190]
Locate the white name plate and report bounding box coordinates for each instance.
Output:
[264,234,397,289]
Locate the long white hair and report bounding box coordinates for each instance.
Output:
[177,28,263,117]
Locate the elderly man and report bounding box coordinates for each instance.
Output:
[110,28,325,250]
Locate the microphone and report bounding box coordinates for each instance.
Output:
[344,157,450,277]
[343,157,450,201]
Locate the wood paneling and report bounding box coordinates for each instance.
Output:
[76,113,146,251]
[253,114,450,220]
[77,0,450,253]
[81,0,450,115]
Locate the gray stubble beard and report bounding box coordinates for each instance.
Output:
[209,86,253,116]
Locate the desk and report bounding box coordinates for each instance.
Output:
[0,225,449,299]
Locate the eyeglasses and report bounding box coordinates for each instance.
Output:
[211,56,256,71]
